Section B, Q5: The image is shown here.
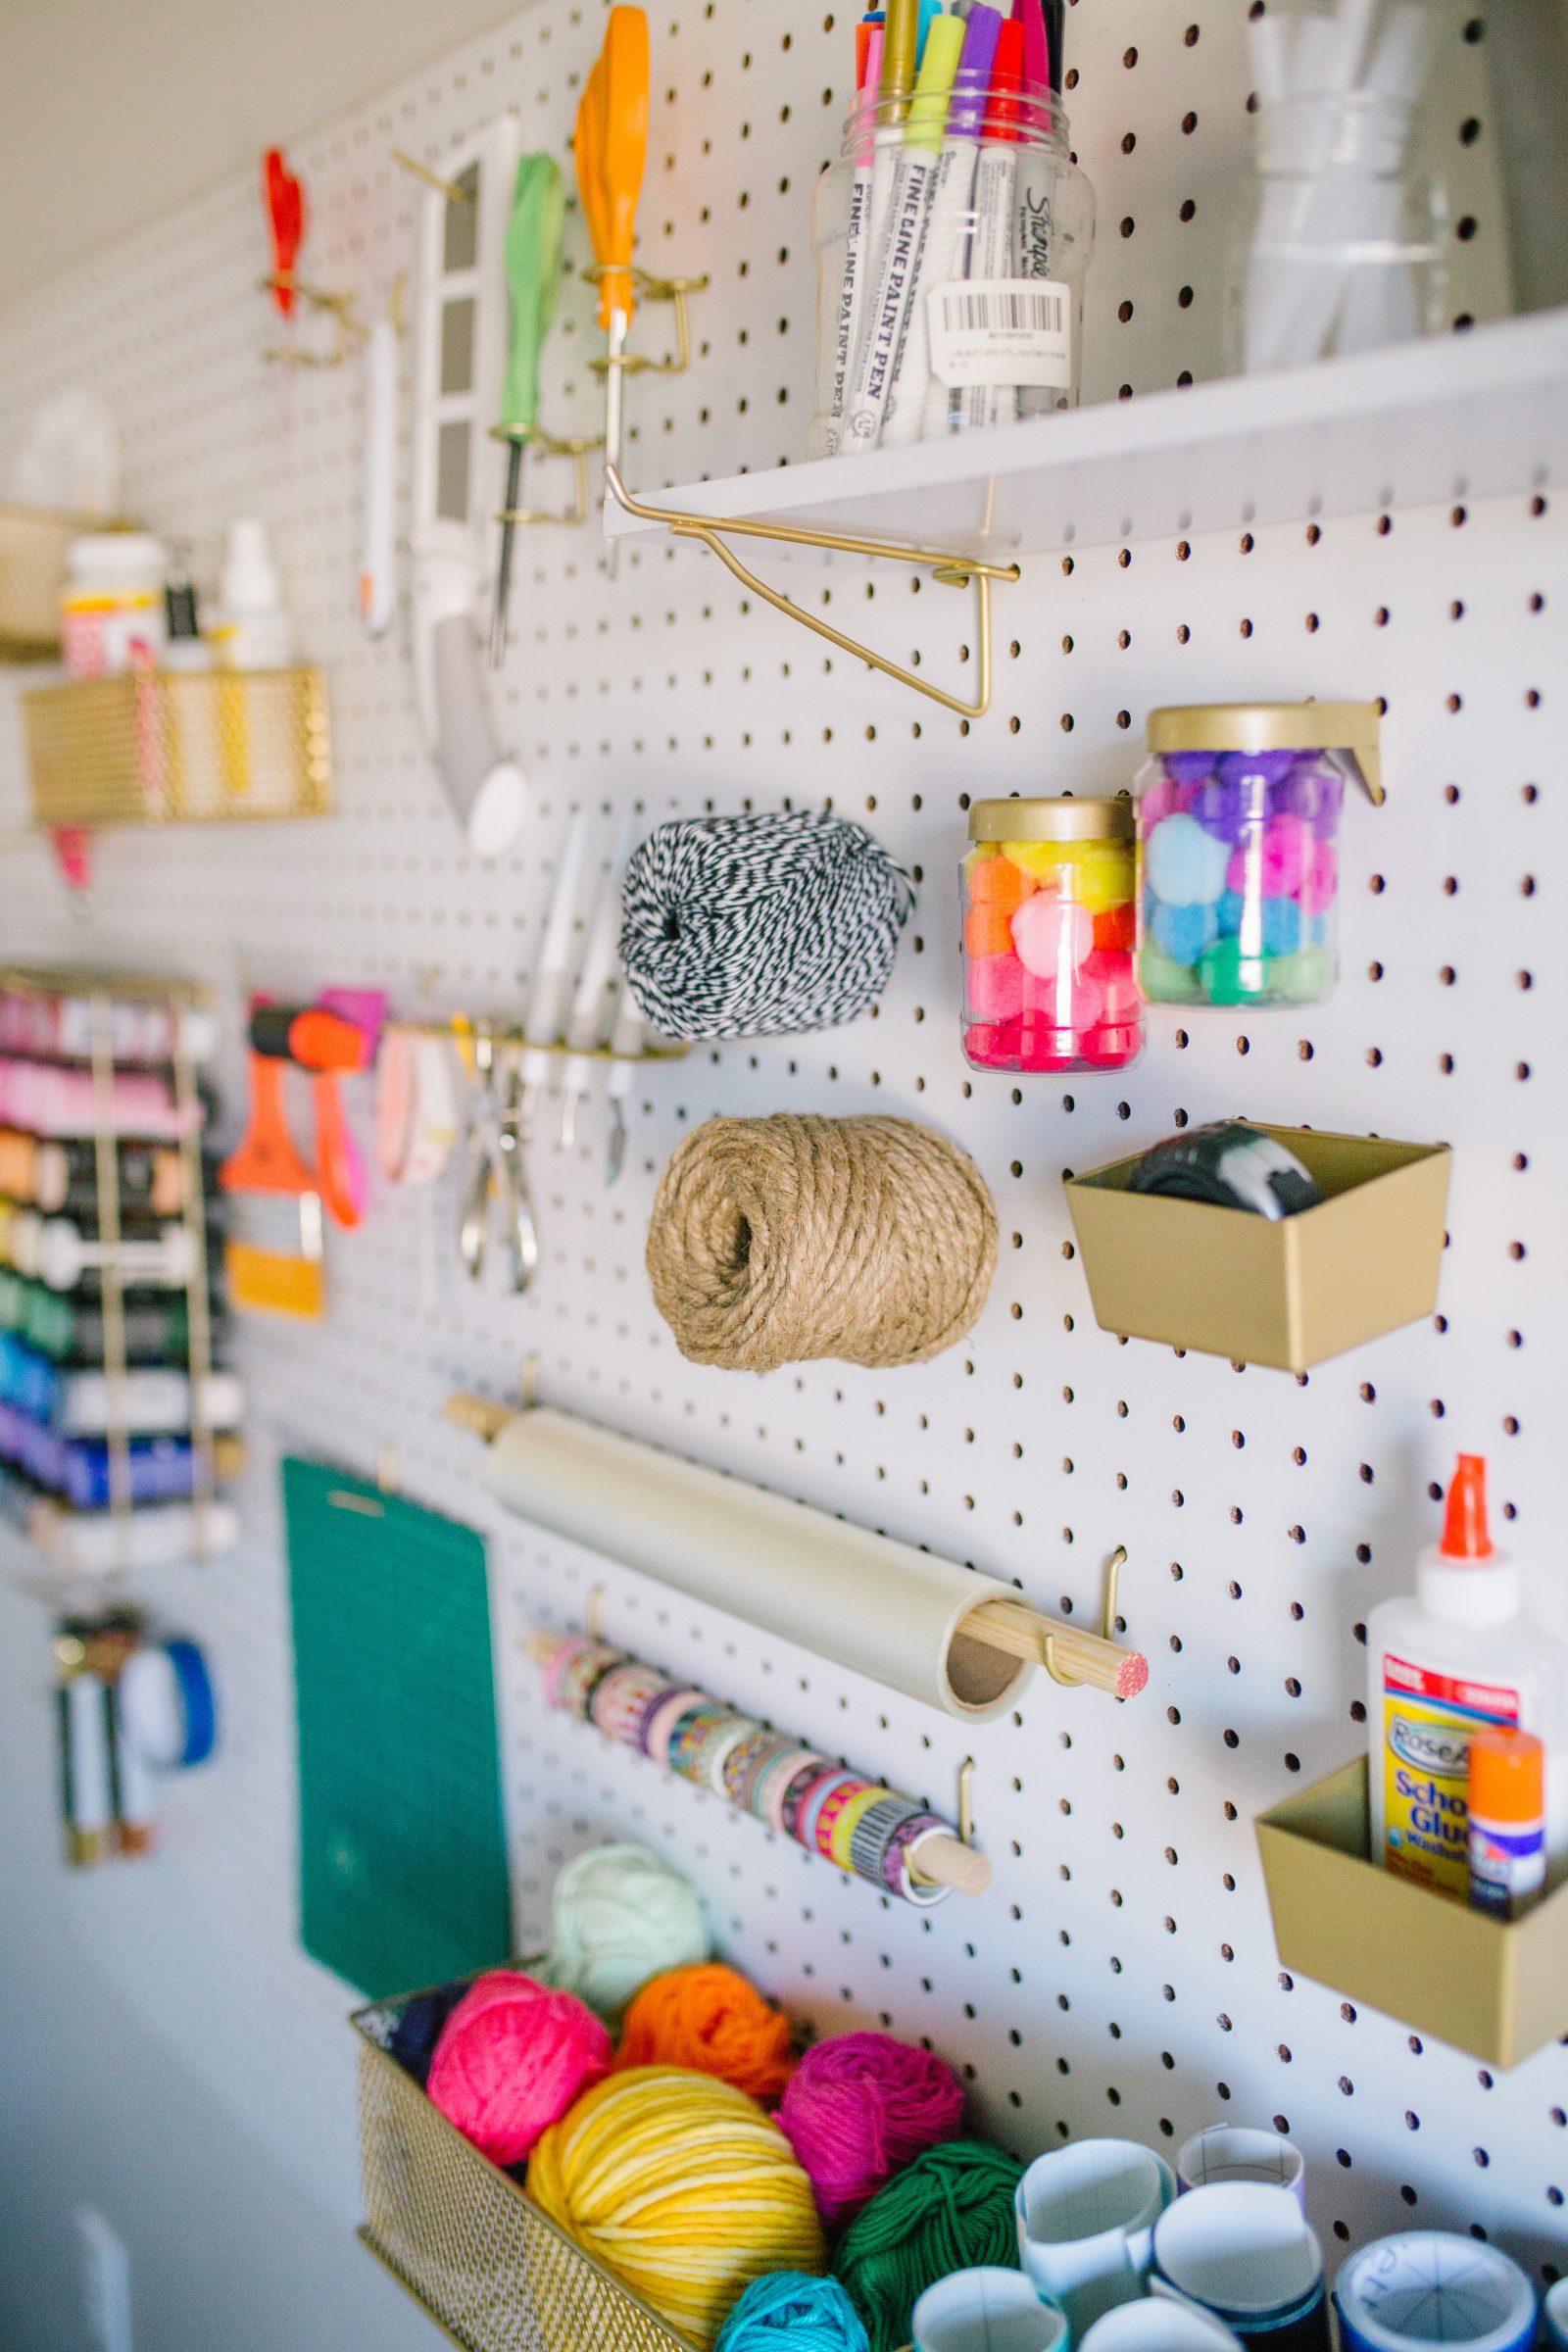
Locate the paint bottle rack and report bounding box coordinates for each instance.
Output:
[0,505,76,662]
[1062,1126,1452,1375]
[354,1994,694,2352]
[1256,1759,1568,2071]
[21,666,333,829]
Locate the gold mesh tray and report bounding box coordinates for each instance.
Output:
[22,666,333,826]
[354,1999,698,2352]
[0,505,76,661]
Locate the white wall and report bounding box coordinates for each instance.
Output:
[0,0,516,306]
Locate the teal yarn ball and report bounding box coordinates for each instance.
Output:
[836,2140,1025,2352]
[718,2272,870,2352]
[536,1841,711,2026]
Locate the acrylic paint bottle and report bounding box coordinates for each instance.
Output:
[1366,1454,1568,1898]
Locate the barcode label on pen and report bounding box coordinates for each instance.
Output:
[928,277,1073,391]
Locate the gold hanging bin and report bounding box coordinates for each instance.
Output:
[602,465,1021,720]
[22,668,333,828]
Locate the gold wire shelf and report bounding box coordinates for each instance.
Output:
[354,2001,698,2352]
[0,504,77,662]
[22,666,334,828]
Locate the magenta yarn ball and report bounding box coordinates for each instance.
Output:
[426,1970,612,2168]
[779,2032,965,2229]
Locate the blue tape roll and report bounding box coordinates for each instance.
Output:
[1335,2235,1536,2352]
[163,1639,217,1767]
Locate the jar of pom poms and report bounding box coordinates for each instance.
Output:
[1137,703,1383,1008]
[962,797,1140,1076]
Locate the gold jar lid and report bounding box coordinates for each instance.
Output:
[1146,702,1384,804]
[969,795,1135,844]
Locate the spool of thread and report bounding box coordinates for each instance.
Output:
[648,1113,998,1372]
[617,1963,797,2103]
[717,2272,871,2352]
[526,2065,827,2349]
[836,2140,1026,2352]
[537,1840,711,2025]
[619,809,913,1041]
[426,1970,612,2167]
[780,2032,966,2227]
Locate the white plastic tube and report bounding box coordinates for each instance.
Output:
[481,1404,1033,1720]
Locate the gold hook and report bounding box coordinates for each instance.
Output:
[391,149,473,204]
[1044,1547,1130,1689]
[957,1757,975,1848]
[519,1351,541,1412]
[585,1583,606,1642]
[260,274,368,368]
[583,267,710,379]
[491,430,605,529]
[602,463,1019,721]
[376,1445,401,1496]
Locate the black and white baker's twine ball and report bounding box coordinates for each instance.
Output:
[618,809,915,1041]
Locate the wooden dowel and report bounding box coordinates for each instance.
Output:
[968,1599,1150,1700]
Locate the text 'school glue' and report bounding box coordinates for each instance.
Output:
[1468,1726,1546,1920]
[1366,1455,1568,1900]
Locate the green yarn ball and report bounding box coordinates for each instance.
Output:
[835,2139,1025,2352]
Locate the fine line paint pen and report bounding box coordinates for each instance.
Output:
[825,24,885,452]
[844,11,964,453]
[875,12,968,448]
[861,0,919,314]
[1013,0,1059,418]
[950,16,1025,433]
[918,4,1005,440]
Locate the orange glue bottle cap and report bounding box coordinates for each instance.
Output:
[1468,1725,1544,1824]
[1442,1453,1494,1560]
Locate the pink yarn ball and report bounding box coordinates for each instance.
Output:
[426,1970,612,2168]
[1010,893,1094,982]
[1300,838,1338,916]
[778,2031,965,2228]
[966,952,1024,1022]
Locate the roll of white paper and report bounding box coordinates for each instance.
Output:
[915,2270,1068,2352]
[481,1404,1033,1721]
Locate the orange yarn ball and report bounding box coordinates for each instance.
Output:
[617,1963,798,2103]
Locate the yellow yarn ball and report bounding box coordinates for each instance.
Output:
[526,2065,827,2347]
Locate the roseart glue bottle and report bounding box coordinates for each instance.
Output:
[1367,1455,1568,1899]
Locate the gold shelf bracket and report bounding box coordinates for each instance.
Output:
[1045,1545,1129,1689]
[603,463,1020,720]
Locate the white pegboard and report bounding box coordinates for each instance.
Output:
[0,0,1564,2289]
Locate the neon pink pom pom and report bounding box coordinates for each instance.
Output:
[1300,838,1338,915]
[1227,814,1310,900]
[778,2031,965,2228]
[426,1971,612,2167]
[1079,947,1139,1020]
[966,953,1024,1022]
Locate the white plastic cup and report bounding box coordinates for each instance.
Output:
[1016,2140,1177,2337]
[913,2269,1067,2352]
[1177,2128,1306,2214]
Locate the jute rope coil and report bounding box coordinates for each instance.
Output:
[647,1113,998,1372]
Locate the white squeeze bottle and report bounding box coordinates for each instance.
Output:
[1367,1454,1568,1897]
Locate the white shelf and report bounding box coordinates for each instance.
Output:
[607,308,1568,561]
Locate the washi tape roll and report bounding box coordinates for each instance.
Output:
[643,1686,710,1768]
[590,1661,668,1748]
[758,1748,829,1834]
[1334,2236,1537,2352]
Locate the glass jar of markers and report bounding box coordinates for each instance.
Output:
[962,797,1141,1075]
[1137,704,1381,1008]
[809,23,1095,460]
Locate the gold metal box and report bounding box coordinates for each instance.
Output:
[1256,1758,1568,2068]
[0,505,76,661]
[1063,1124,1451,1373]
[354,2001,697,2352]
[22,666,333,827]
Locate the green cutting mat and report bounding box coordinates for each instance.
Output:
[284,1456,511,1997]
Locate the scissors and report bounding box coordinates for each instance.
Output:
[457,1027,539,1292]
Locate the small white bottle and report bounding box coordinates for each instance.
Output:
[1367,1454,1568,1898]
[213,517,295,670]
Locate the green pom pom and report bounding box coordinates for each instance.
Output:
[835,2141,1025,2352]
[1137,942,1199,1003]
[1197,936,1273,1005]
[1267,946,1336,1003]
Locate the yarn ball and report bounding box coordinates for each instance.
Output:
[835,2139,1025,2352]
[1146,814,1230,907]
[617,1963,798,2103]
[539,1840,711,2025]
[426,1971,612,2168]
[527,2066,827,2348]
[647,1113,998,1373]
[390,1980,469,2087]
[1149,895,1217,968]
[717,2272,871,2352]
[968,953,1025,1022]
[1011,893,1094,981]
[780,2032,966,2229]
[620,810,913,1041]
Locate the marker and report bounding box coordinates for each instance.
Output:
[951,16,1025,432]
[826,24,885,451]
[1012,0,1060,417]
[845,11,965,451]
[917,5,1005,441]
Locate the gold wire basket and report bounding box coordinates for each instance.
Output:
[21,666,333,827]
[353,1997,698,2352]
[0,504,77,661]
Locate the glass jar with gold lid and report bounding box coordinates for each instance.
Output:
[963,795,1140,1074]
